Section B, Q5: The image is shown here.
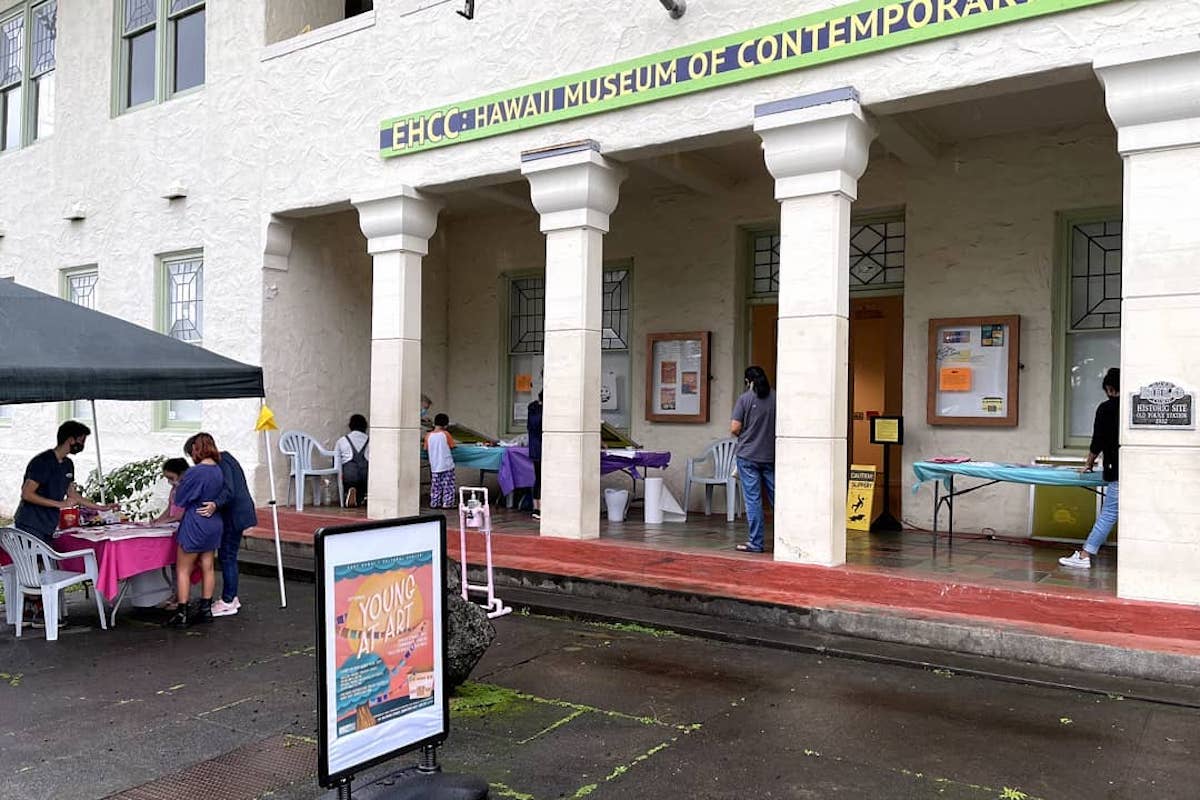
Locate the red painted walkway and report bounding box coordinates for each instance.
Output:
[248,506,1200,658]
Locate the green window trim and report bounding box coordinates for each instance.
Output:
[0,0,56,154]
[112,0,205,116]
[154,248,203,431]
[745,208,907,300]
[1051,206,1123,454]
[498,261,634,437]
[58,265,99,423]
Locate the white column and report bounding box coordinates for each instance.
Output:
[522,142,625,540]
[755,90,875,566]
[1096,41,1200,605]
[352,187,442,519]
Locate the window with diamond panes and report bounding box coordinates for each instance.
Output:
[118,0,204,112]
[850,219,905,290]
[752,234,780,295]
[751,220,905,298]
[162,254,203,424]
[1063,218,1122,443]
[0,0,56,151]
[506,268,632,431]
[1,10,23,151]
[63,268,98,420]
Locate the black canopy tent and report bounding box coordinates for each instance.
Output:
[0,279,287,606]
[0,279,263,404]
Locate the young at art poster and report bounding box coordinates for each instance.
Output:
[333,552,436,738]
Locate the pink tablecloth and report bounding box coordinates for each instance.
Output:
[54,532,180,602]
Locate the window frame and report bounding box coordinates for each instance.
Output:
[1051,207,1123,453]
[58,265,99,424]
[113,0,205,116]
[746,209,907,301]
[0,0,56,154]
[154,248,204,431]
[499,261,634,436]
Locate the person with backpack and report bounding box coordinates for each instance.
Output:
[336,414,370,507]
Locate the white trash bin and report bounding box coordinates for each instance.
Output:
[604,488,630,521]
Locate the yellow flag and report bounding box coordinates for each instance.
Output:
[255,404,279,432]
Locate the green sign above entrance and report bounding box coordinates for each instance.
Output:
[379,0,1117,159]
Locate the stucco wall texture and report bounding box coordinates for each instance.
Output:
[0,0,1161,524]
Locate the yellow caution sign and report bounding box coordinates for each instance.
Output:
[846,464,876,531]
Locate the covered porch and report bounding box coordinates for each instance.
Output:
[257,44,1200,607]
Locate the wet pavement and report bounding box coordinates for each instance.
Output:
[1,574,1197,799]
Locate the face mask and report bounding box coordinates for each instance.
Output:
[69,441,85,455]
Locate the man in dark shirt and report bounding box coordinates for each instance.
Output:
[13,420,109,543]
[1060,368,1120,569]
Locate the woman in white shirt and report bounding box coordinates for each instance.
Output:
[336,414,370,506]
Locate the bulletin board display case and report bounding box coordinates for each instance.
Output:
[927,315,1020,427]
[645,331,710,424]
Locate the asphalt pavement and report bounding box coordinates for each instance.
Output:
[1,575,1197,799]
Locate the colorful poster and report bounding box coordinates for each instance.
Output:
[660,387,677,410]
[660,361,678,384]
[942,330,970,344]
[514,373,534,393]
[681,372,698,395]
[333,552,436,738]
[981,324,1005,347]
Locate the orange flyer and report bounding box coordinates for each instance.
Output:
[939,367,972,392]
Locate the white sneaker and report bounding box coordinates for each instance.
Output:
[211,597,241,617]
[1058,551,1092,569]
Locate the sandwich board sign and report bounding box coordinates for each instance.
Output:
[316,516,449,790]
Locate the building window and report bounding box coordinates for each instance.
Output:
[0,1,56,153]
[850,218,906,291]
[505,266,633,432]
[118,0,204,112]
[749,215,906,298]
[1058,214,1122,449]
[61,266,99,421]
[160,252,203,426]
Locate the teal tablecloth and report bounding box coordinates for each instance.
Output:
[421,444,506,471]
[912,461,1108,493]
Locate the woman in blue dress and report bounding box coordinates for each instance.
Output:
[166,433,225,627]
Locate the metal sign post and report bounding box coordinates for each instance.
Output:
[315,515,487,799]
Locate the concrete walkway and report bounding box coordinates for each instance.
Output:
[1,575,1198,799]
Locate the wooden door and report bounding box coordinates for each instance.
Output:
[749,304,778,385]
[849,296,905,516]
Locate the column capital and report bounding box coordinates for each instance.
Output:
[352,186,442,256]
[754,89,875,202]
[1095,39,1200,156]
[521,141,626,233]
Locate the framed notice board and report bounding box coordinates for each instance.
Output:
[927,315,1020,427]
[645,331,710,423]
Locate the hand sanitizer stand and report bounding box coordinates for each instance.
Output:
[458,487,513,619]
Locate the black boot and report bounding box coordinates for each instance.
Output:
[165,604,189,629]
[193,598,214,625]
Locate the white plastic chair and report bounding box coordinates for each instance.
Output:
[0,528,107,641]
[279,430,344,512]
[684,438,741,522]
[1,562,17,626]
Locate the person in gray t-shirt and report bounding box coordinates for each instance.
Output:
[731,366,776,553]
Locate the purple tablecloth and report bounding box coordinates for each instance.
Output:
[496,447,671,496]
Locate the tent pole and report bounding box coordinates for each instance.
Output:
[90,400,106,505]
[263,417,286,608]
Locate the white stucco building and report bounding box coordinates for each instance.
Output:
[1,0,1198,604]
